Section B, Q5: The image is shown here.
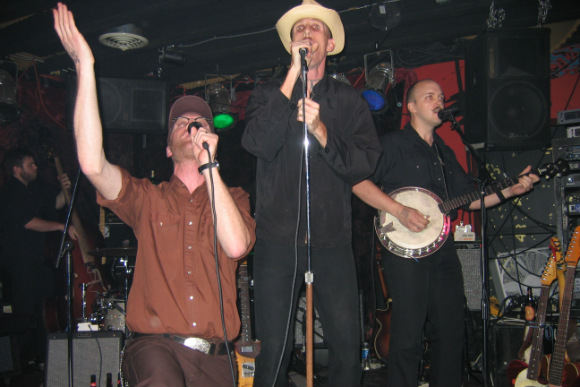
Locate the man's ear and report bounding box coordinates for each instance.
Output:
[166,146,172,158]
[407,101,416,114]
[326,38,335,53]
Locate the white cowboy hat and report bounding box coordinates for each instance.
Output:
[275,0,345,56]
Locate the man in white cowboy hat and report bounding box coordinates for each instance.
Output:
[53,3,256,386]
[242,1,381,386]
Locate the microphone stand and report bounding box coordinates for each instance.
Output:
[55,168,82,387]
[448,116,491,387]
[300,50,315,387]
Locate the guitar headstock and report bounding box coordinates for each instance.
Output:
[541,255,558,286]
[564,226,580,266]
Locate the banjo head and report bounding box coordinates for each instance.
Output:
[375,187,450,258]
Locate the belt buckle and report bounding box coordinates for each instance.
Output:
[183,337,211,354]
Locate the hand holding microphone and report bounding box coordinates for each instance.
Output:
[187,121,209,150]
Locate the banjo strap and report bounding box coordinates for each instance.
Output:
[433,143,450,202]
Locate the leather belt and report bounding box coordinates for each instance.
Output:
[132,332,231,356]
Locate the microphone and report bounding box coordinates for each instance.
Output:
[187,121,202,134]
[437,106,460,122]
[299,48,308,70]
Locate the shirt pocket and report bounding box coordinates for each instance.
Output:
[151,210,181,235]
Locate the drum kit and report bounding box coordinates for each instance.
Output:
[86,246,137,334]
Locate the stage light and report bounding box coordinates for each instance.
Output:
[0,61,20,124]
[158,47,186,66]
[362,50,395,112]
[362,62,394,112]
[206,82,236,131]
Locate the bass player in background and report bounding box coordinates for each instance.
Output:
[352,79,539,387]
[0,147,77,370]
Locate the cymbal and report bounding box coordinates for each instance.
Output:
[88,247,137,257]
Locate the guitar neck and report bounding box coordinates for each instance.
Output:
[526,283,551,379]
[548,262,577,384]
[238,263,253,344]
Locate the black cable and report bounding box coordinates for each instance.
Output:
[204,145,237,387]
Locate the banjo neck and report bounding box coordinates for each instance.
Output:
[438,176,518,214]
[438,160,567,215]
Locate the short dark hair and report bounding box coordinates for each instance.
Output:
[3,147,34,176]
[406,79,436,105]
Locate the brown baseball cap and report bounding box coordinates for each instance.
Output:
[168,95,214,133]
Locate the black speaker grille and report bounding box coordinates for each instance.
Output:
[457,243,482,311]
[489,80,549,141]
[465,28,551,150]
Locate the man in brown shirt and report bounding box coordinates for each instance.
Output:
[53,3,256,386]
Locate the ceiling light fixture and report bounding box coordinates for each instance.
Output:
[99,24,149,51]
[205,77,237,131]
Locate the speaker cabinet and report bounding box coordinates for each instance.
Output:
[465,28,551,149]
[0,336,20,376]
[492,324,525,387]
[456,243,482,311]
[45,331,122,387]
[294,295,325,349]
[67,75,167,133]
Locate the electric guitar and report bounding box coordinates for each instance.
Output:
[375,159,569,258]
[235,259,261,387]
[512,237,561,387]
[548,226,580,387]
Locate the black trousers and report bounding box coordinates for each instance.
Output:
[252,239,362,387]
[382,240,465,387]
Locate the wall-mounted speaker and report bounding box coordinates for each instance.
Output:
[67,74,167,133]
[45,331,122,387]
[464,28,551,150]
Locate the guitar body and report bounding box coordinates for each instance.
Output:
[514,366,548,387]
[235,340,261,387]
[373,304,391,362]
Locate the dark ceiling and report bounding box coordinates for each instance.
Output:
[1,0,580,89]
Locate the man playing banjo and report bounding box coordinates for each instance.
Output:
[353,79,538,387]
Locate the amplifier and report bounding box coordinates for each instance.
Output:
[45,331,122,387]
[558,109,580,125]
[565,173,580,188]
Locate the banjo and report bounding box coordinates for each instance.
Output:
[375,159,569,258]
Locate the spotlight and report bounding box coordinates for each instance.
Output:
[206,81,236,131]
[159,47,186,66]
[0,61,20,124]
[362,51,395,112]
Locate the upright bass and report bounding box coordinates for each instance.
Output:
[44,149,108,331]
